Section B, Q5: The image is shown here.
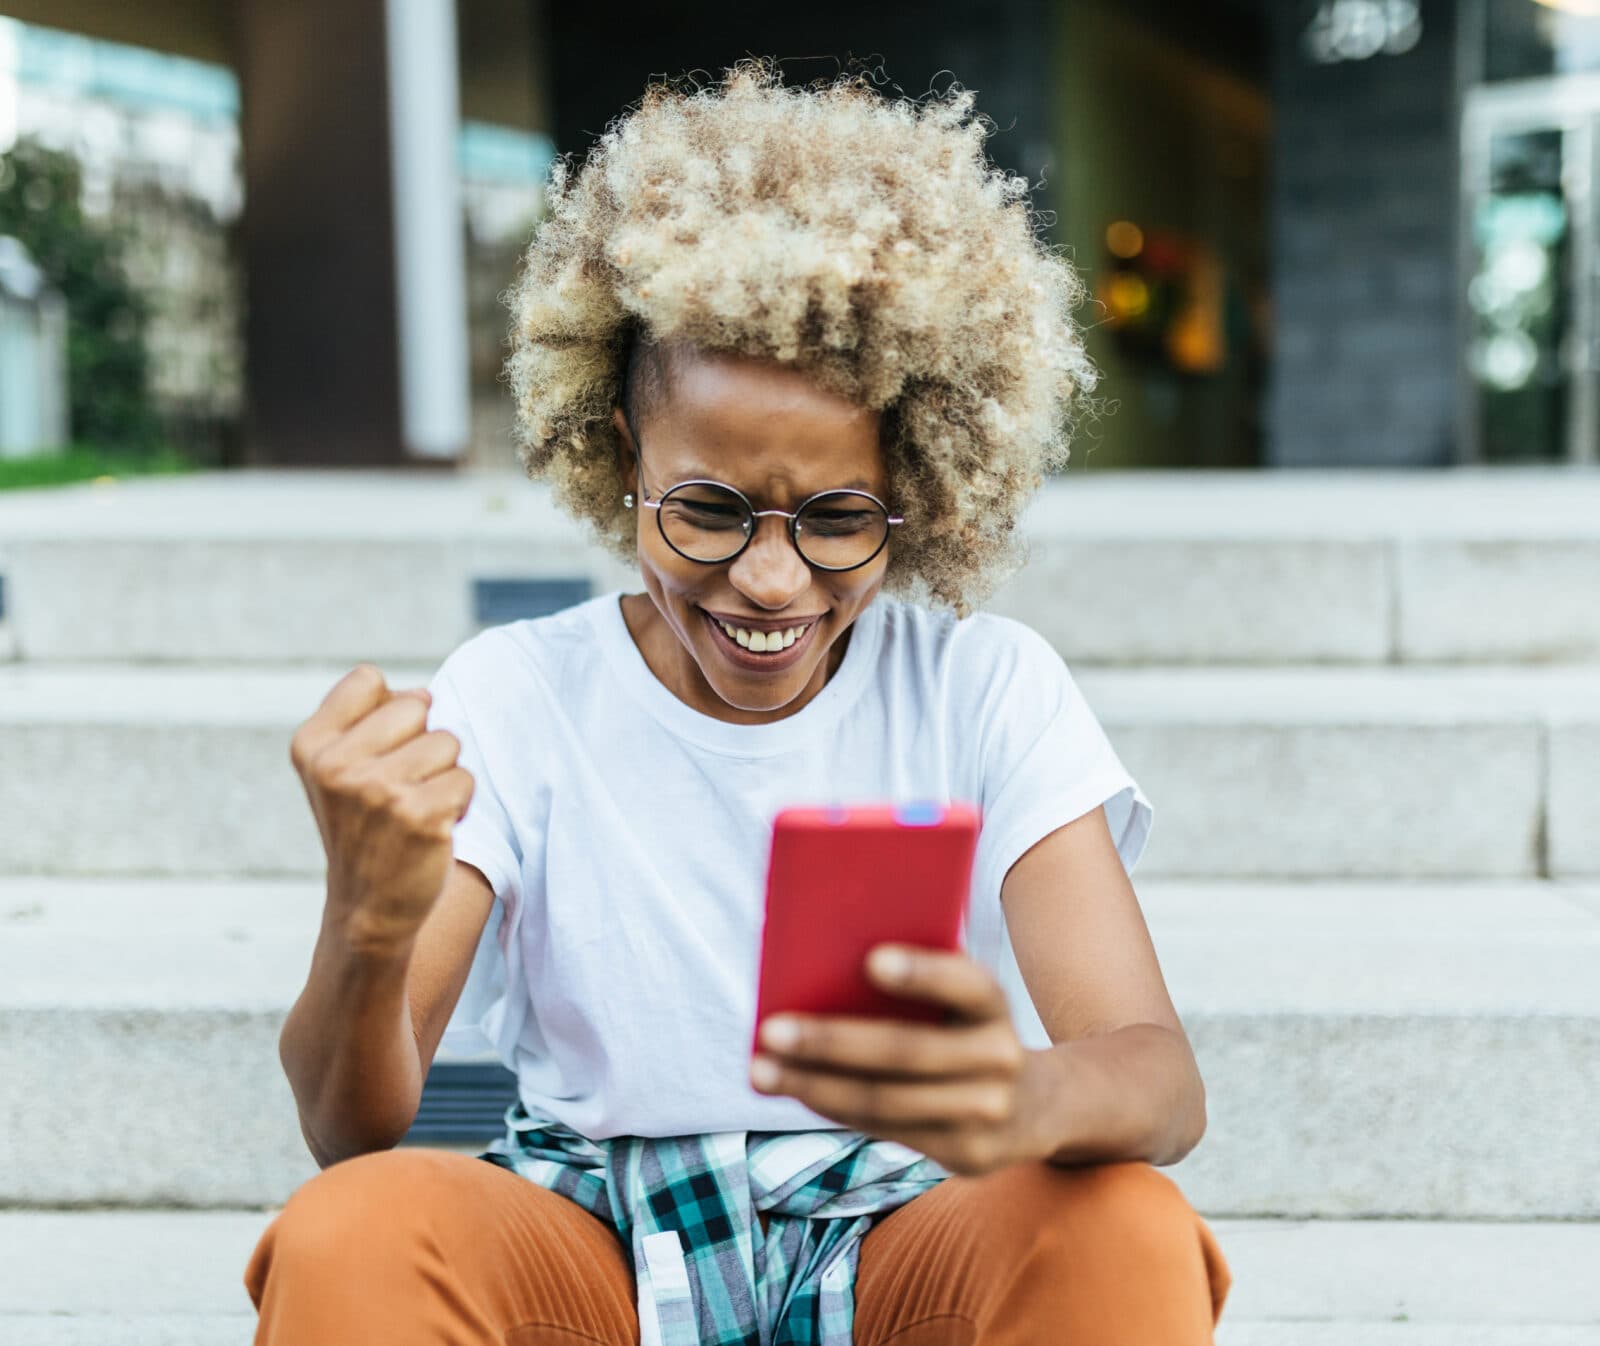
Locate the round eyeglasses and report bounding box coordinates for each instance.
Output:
[633,453,904,572]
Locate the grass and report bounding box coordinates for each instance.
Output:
[0,443,201,492]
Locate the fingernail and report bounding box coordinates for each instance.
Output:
[750,1056,780,1089]
[761,1018,799,1050]
[872,948,911,981]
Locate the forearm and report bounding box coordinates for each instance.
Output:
[1026,1023,1207,1168]
[278,901,425,1167]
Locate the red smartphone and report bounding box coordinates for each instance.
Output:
[751,801,981,1054]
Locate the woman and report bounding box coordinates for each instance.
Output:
[246,60,1232,1345]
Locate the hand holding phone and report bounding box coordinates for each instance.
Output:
[751,801,981,1054]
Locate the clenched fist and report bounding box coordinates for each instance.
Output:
[289,663,475,953]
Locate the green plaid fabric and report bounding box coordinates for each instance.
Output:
[478,1098,950,1346]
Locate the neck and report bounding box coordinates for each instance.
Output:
[620,593,853,725]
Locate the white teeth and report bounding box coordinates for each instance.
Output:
[715,618,811,653]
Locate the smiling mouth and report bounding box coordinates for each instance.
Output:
[711,617,813,652]
[700,608,821,668]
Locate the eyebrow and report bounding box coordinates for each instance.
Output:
[671,469,879,497]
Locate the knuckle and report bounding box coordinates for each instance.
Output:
[355,773,398,813]
[310,752,354,792]
[992,1035,1027,1076]
[974,1086,1012,1124]
[392,792,440,834]
[422,814,456,843]
[388,792,423,827]
[345,663,386,697]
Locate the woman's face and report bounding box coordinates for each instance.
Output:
[613,346,891,725]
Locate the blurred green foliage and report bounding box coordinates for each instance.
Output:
[0,442,193,491]
[0,137,162,452]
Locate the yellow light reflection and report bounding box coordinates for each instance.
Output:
[1106,273,1149,318]
[1105,220,1145,259]
[1531,0,1600,15]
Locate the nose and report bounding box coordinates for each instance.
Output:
[727,514,811,610]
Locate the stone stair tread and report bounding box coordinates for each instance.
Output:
[2,876,1594,1214]
[0,1318,254,1346]
[5,470,1598,670]
[0,1211,1596,1328]
[4,660,1599,725]
[2,877,1597,1017]
[2,1320,1589,1346]
[0,467,569,542]
[4,466,1599,540]
[1218,1329,1600,1344]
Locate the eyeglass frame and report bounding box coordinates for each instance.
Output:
[628,441,905,573]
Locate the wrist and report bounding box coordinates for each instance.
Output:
[323,894,421,963]
[1011,1046,1075,1167]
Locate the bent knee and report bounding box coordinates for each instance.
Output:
[284,1147,459,1223]
[246,1148,466,1286]
[1045,1158,1191,1214]
[991,1160,1202,1263]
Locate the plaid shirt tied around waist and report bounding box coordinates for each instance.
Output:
[480,1098,951,1346]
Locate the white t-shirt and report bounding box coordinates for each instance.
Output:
[425,591,1152,1140]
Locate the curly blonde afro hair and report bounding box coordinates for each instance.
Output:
[506,58,1100,614]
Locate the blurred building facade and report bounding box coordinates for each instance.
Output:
[0,232,67,455]
[0,0,1595,471]
[1269,0,1600,470]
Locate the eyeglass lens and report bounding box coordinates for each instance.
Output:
[657,483,889,568]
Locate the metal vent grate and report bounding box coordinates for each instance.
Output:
[407,1060,520,1144]
[473,576,592,626]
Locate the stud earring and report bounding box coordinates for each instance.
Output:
[623,492,635,508]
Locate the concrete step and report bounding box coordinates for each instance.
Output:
[0,1211,1596,1344]
[1219,1331,1600,1344]
[2,467,1598,667]
[1154,882,1600,1218]
[4,660,1599,879]
[1,877,1595,1214]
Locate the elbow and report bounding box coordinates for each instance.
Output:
[1170,1088,1209,1167]
[307,1124,404,1171]
[295,1097,409,1171]
[1155,1057,1209,1167]
[278,1020,412,1169]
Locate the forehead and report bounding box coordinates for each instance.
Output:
[642,347,885,495]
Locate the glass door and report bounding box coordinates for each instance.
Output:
[1460,81,1600,464]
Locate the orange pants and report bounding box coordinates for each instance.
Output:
[244,1146,1231,1344]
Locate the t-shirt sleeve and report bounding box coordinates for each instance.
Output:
[425,656,526,1060]
[964,617,1153,911]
